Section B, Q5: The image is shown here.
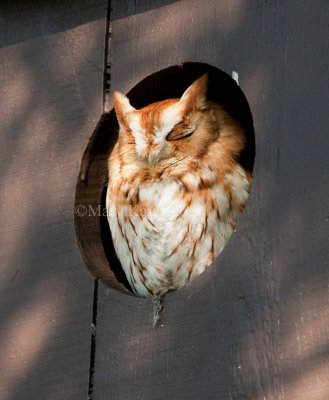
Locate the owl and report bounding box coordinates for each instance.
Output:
[106,74,251,324]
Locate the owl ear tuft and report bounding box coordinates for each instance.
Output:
[113,91,136,127]
[180,73,209,110]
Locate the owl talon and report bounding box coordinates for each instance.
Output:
[152,297,163,328]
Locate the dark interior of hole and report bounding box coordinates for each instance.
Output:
[100,185,133,292]
[76,62,255,294]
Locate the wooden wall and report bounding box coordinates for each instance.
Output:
[1,1,329,399]
[0,1,107,399]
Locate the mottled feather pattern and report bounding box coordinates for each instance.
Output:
[106,74,251,299]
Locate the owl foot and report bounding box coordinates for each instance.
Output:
[152,297,163,328]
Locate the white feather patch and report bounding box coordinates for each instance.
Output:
[154,102,185,143]
[232,71,239,85]
[127,113,148,156]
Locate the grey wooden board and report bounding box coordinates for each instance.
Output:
[0,1,107,399]
[94,1,329,400]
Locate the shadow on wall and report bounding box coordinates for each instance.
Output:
[0,0,328,400]
[0,0,178,48]
[90,2,329,400]
[0,0,107,399]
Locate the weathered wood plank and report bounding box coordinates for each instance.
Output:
[0,1,108,399]
[93,1,329,399]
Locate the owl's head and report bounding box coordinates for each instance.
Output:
[113,74,220,165]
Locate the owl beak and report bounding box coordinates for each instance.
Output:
[147,154,156,167]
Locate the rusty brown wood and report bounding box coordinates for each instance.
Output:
[0,1,108,399]
[91,1,329,400]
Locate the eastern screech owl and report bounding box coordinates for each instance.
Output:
[106,74,251,305]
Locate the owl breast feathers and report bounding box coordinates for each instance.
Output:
[106,74,251,299]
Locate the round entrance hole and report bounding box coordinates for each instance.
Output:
[74,62,255,295]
